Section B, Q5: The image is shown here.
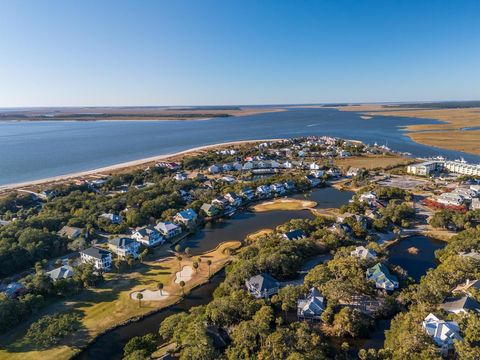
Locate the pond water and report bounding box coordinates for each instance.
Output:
[78,187,353,359]
[181,187,353,255]
[387,235,446,282]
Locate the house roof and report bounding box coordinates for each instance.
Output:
[80,247,111,260]
[156,221,179,232]
[297,288,325,316]
[441,296,480,313]
[57,226,82,238]
[176,208,197,220]
[367,263,398,285]
[423,313,462,346]
[351,246,377,259]
[135,226,158,237]
[47,265,74,280]
[109,237,137,248]
[284,229,307,240]
[247,273,279,293]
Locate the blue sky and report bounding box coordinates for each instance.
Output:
[1,0,479,106]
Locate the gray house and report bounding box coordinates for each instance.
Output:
[297,288,326,320]
[245,273,280,299]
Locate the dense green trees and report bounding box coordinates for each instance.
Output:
[25,312,81,348]
[123,333,157,360]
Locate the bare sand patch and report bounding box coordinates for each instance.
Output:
[130,289,170,301]
[175,265,194,284]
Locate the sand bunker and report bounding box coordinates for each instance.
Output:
[175,265,194,284]
[130,289,170,301]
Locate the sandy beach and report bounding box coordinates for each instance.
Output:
[0,138,284,193]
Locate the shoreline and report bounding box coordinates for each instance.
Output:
[0,138,284,192]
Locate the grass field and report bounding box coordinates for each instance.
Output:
[334,155,416,170]
[0,241,240,360]
[250,198,317,212]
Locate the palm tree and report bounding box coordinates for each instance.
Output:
[192,261,199,274]
[179,281,186,297]
[139,249,148,263]
[185,247,191,258]
[157,282,164,296]
[177,256,182,270]
[206,260,212,279]
[114,258,122,273]
[136,292,143,308]
[175,244,181,253]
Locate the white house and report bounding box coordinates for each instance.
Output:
[310,162,321,170]
[155,221,182,239]
[100,213,122,224]
[174,172,188,181]
[347,167,361,177]
[297,288,326,320]
[108,237,141,258]
[359,192,377,205]
[224,192,242,207]
[256,185,272,198]
[271,183,286,195]
[132,226,164,247]
[422,313,462,355]
[80,247,112,270]
[351,246,377,260]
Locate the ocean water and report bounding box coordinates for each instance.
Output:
[0,107,478,185]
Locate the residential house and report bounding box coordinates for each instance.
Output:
[222,164,233,172]
[453,279,480,297]
[174,172,188,181]
[200,203,220,217]
[47,265,74,281]
[256,185,272,198]
[57,226,82,239]
[366,263,399,291]
[327,168,341,178]
[245,273,280,299]
[422,313,462,355]
[242,161,254,171]
[232,162,243,171]
[212,196,229,208]
[309,162,321,170]
[297,288,326,320]
[108,237,141,258]
[1,282,26,299]
[359,192,377,205]
[347,167,361,177]
[100,213,122,224]
[224,192,242,207]
[271,183,286,195]
[459,250,480,260]
[283,229,307,241]
[132,226,164,247]
[310,170,324,178]
[305,175,321,187]
[284,181,296,191]
[80,247,112,270]
[208,164,220,174]
[174,209,198,227]
[220,175,236,183]
[155,221,182,239]
[240,187,255,201]
[440,296,480,314]
[351,246,377,260]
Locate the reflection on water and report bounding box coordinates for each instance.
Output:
[387,235,446,281]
